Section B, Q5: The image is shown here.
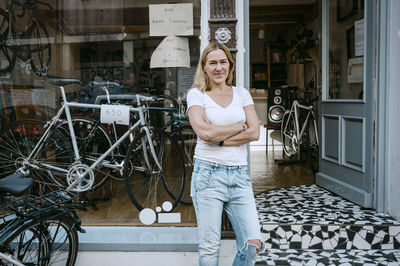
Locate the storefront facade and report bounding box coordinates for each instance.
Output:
[0,0,399,250]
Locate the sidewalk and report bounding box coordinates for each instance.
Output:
[76,240,236,266]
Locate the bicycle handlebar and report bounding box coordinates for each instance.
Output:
[136,94,157,103]
[91,81,121,88]
[44,75,81,87]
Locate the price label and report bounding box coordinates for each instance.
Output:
[100,104,130,125]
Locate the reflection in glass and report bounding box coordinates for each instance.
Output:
[328,0,364,99]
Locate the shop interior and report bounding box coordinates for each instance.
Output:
[75,0,320,226]
[1,0,370,227]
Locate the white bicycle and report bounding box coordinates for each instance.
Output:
[281,96,319,174]
[0,76,186,211]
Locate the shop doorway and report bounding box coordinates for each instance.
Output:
[249,0,319,191]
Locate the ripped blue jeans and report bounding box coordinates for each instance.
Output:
[191,159,264,266]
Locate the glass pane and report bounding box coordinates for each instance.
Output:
[328,0,364,99]
[0,0,201,226]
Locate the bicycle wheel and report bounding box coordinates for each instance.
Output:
[0,120,73,193]
[27,20,51,76]
[307,118,319,175]
[281,111,298,158]
[177,127,196,205]
[3,214,78,266]
[123,130,184,212]
[58,117,117,190]
[159,130,185,207]
[0,8,17,75]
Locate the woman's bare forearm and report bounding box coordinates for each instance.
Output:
[223,123,259,146]
[188,106,245,142]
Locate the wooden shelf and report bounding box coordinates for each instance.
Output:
[267,43,287,89]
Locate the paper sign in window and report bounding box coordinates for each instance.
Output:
[354,19,364,57]
[348,57,363,84]
[100,104,130,125]
[150,36,190,68]
[149,4,193,36]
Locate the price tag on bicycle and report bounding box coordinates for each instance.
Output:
[100,104,130,125]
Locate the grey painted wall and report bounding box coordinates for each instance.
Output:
[387,0,400,221]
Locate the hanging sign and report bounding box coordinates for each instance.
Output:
[150,36,190,68]
[149,4,193,36]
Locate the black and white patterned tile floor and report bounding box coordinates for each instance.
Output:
[254,184,400,265]
[255,184,399,225]
[256,249,400,266]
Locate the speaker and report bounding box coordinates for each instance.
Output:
[267,86,291,125]
[267,87,286,125]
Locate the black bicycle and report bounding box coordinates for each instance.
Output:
[0,0,52,76]
[0,173,85,265]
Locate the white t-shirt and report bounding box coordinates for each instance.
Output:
[186,86,254,166]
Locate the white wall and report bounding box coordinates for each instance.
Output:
[387,0,400,221]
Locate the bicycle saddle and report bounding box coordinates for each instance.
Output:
[0,173,33,196]
[45,75,81,87]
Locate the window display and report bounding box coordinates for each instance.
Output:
[0,0,201,226]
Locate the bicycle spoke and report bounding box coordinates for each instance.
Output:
[5,216,78,265]
[124,131,184,212]
[0,120,73,193]
[58,117,114,190]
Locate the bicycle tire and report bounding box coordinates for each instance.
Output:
[0,119,73,193]
[58,117,118,190]
[123,130,184,212]
[176,127,196,205]
[149,95,191,205]
[158,130,185,207]
[281,110,298,158]
[307,117,319,175]
[0,8,17,75]
[2,214,79,266]
[27,19,51,76]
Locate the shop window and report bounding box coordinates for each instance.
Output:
[0,0,201,227]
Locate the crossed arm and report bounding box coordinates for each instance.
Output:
[187,105,260,146]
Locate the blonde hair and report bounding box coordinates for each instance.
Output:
[192,42,235,92]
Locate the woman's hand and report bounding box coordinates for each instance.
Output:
[222,105,260,146]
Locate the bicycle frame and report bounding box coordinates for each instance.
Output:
[285,100,319,147]
[20,85,162,192]
[0,217,26,266]
[0,252,25,266]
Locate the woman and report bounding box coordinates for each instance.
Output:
[187,41,264,266]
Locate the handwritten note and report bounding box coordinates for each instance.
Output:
[149,4,193,36]
[10,89,55,109]
[150,36,190,68]
[354,19,364,57]
[100,104,130,125]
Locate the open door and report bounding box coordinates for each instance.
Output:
[316,0,375,208]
